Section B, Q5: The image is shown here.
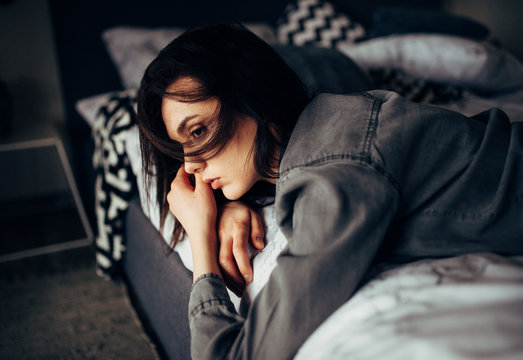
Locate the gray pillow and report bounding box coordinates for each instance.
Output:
[338,34,523,93]
[102,25,278,89]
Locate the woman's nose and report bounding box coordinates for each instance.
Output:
[184,161,204,174]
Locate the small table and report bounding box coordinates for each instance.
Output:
[0,125,93,263]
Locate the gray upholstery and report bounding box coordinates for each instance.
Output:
[123,196,192,360]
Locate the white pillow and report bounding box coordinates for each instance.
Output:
[102,24,278,89]
[102,27,186,89]
[338,34,523,93]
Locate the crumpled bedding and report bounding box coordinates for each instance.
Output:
[295,253,523,360]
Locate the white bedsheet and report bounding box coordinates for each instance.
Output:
[296,253,523,360]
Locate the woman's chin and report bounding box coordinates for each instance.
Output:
[221,187,244,201]
[223,192,241,201]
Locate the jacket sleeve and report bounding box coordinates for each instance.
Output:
[188,160,400,359]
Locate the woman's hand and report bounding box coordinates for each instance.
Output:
[168,166,221,281]
[217,201,265,296]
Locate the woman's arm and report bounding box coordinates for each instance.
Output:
[168,167,266,289]
[187,161,400,359]
[167,166,222,281]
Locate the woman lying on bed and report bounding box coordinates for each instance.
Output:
[137,23,523,359]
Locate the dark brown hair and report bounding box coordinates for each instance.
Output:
[137,22,310,247]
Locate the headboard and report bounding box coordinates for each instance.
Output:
[49,0,442,227]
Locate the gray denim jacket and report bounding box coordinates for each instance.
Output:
[189,91,523,359]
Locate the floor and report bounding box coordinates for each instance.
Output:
[0,244,161,359]
[0,192,85,256]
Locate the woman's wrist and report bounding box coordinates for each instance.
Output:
[190,231,222,282]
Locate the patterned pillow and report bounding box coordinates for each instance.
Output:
[92,91,138,278]
[276,0,366,48]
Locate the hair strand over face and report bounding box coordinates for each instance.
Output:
[137,22,310,248]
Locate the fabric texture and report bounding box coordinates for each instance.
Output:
[188,91,523,359]
[92,91,138,278]
[276,0,366,48]
[369,7,490,40]
[102,24,278,89]
[368,68,464,104]
[272,45,370,96]
[338,34,523,93]
[76,91,125,128]
[295,253,523,360]
[123,196,192,360]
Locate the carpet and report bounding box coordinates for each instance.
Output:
[0,260,160,359]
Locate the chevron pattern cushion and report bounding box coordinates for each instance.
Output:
[276,0,366,48]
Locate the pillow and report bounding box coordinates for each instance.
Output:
[75,90,134,128]
[102,24,278,89]
[367,69,464,105]
[276,0,366,48]
[273,45,371,96]
[370,7,490,40]
[102,27,185,89]
[338,34,523,93]
[92,90,138,277]
[88,90,192,277]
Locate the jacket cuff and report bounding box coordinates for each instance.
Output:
[189,273,233,318]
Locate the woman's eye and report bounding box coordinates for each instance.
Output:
[191,126,206,138]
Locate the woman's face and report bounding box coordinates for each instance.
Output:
[162,77,271,200]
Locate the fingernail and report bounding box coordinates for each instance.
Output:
[244,274,251,283]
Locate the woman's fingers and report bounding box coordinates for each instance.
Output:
[250,209,266,250]
[222,273,245,298]
[175,165,193,187]
[216,201,266,290]
[231,221,253,283]
[194,170,214,199]
[168,165,217,241]
[219,233,246,291]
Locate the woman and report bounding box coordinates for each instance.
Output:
[137,23,523,359]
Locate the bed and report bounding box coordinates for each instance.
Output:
[50,1,523,359]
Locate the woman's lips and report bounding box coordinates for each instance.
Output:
[210,178,221,190]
